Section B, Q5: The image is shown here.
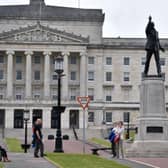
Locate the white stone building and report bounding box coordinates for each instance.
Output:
[0,0,168,130]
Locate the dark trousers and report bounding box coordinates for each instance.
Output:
[34,139,44,157]
[111,141,116,157]
[144,50,161,75]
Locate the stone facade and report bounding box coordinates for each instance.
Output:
[0,0,168,130]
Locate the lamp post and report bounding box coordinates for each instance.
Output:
[53,55,66,152]
[23,110,30,153]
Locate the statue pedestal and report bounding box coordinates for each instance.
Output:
[126,76,168,157]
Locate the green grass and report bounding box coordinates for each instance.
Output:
[5,138,24,153]
[0,163,4,168]
[89,137,111,147]
[46,153,130,168]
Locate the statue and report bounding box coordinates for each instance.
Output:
[143,16,165,76]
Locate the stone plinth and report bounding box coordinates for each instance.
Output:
[126,76,168,157]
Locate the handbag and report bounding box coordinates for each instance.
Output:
[114,134,120,143]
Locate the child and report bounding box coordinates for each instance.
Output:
[0,146,10,162]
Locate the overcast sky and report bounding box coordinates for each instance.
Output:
[0,0,168,38]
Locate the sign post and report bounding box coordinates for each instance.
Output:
[77,96,90,154]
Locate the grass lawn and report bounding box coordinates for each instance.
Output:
[46,153,130,168]
[0,163,4,168]
[89,137,111,147]
[5,138,24,153]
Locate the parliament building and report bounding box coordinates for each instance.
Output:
[0,0,168,131]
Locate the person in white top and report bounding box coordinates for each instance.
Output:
[116,121,124,159]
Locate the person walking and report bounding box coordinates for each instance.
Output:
[34,118,44,158]
[116,121,124,159]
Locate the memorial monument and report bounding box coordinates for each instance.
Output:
[126,17,168,157]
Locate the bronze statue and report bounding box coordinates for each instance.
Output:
[144,16,165,76]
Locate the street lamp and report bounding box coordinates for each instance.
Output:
[53,55,66,152]
[22,110,30,153]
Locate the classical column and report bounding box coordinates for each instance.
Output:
[95,55,103,102]
[43,51,51,100]
[62,52,69,101]
[25,51,33,99]
[80,52,87,96]
[6,50,14,99]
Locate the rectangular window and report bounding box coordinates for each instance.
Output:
[70,88,77,101]
[16,95,22,100]
[124,72,130,81]
[34,56,41,64]
[106,72,112,81]
[34,95,40,99]
[52,95,58,100]
[88,112,94,122]
[51,88,57,100]
[16,70,22,80]
[34,71,40,80]
[88,71,94,81]
[0,55,4,63]
[123,112,130,123]
[14,110,23,128]
[16,56,22,64]
[124,57,130,65]
[88,57,94,64]
[53,74,58,80]
[0,70,3,80]
[106,57,112,65]
[106,112,112,123]
[106,96,112,101]
[71,71,76,81]
[88,88,94,101]
[0,95,3,99]
[70,56,77,64]
[160,58,165,66]
[141,57,146,65]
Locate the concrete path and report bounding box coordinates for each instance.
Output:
[4,153,57,168]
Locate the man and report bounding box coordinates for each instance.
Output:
[108,122,118,157]
[34,118,44,158]
[144,16,165,76]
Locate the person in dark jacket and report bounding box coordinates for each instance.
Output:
[144,16,165,76]
[0,146,10,162]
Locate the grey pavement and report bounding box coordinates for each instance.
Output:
[4,153,57,168]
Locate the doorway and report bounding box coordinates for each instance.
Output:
[32,109,42,127]
[69,110,79,129]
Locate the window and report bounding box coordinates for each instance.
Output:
[88,57,94,64]
[52,95,58,100]
[106,72,112,81]
[123,112,130,123]
[34,56,41,64]
[88,88,94,101]
[70,88,77,101]
[34,95,40,99]
[16,95,22,100]
[106,57,112,65]
[14,110,23,128]
[124,57,130,65]
[34,71,40,80]
[16,56,22,64]
[88,71,94,81]
[71,71,76,81]
[123,72,130,81]
[51,88,57,100]
[106,112,112,123]
[88,112,94,122]
[160,58,165,66]
[16,70,22,80]
[0,55,4,63]
[0,70,3,80]
[53,74,57,80]
[141,57,146,65]
[106,96,112,101]
[70,56,77,64]
[0,95,3,99]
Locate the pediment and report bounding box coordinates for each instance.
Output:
[0,22,89,44]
